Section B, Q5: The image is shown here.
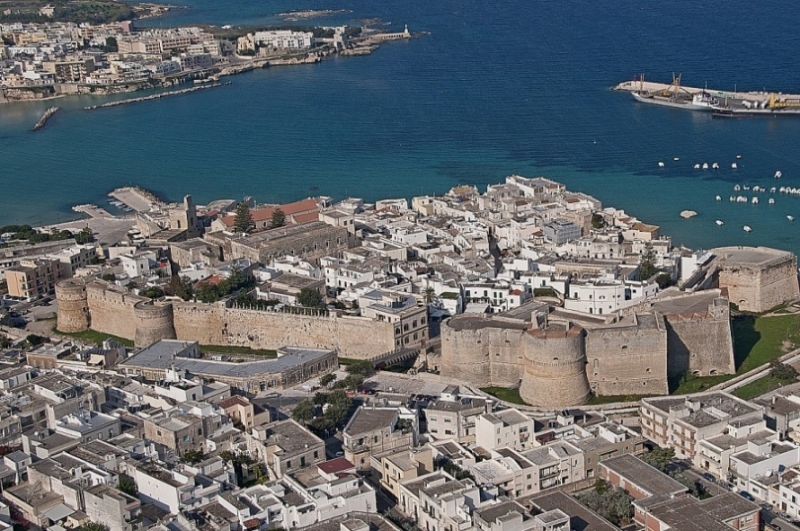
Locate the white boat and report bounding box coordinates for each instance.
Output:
[694,163,701,169]
[770,187,777,193]
[736,154,742,159]
[729,196,735,202]
[734,184,741,191]
[789,216,795,221]
[673,157,680,161]
[743,225,752,232]
[769,198,775,204]
[715,195,722,201]
[702,163,709,170]
[731,163,738,169]
[658,161,665,168]
[715,220,724,226]
[775,171,783,179]
[752,197,759,204]
[743,185,750,191]
[712,162,720,169]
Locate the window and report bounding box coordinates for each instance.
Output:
[286,461,291,469]
[314,451,318,459]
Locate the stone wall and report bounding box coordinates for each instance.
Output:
[171,304,395,358]
[520,324,590,407]
[715,247,800,313]
[55,280,90,333]
[585,316,669,396]
[134,301,177,348]
[665,315,735,378]
[85,283,148,340]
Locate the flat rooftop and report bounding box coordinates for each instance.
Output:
[520,490,619,531]
[600,454,686,498]
[643,393,761,429]
[446,314,528,332]
[713,246,794,268]
[345,407,398,437]
[122,342,334,379]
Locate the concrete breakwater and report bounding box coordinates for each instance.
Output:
[613,79,800,103]
[83,82,229,110]
[32,106,60,131]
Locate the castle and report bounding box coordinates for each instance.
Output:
[55,279,414,357]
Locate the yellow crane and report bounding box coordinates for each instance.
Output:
[768,93,800,109]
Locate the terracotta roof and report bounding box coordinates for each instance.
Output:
[221,198,320,227]
[218,395,250,409]
[317,457,355,474]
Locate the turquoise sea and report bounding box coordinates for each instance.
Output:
[3,0,800,255]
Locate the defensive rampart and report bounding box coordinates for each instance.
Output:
[713,246,800,313]
[61,281,397,357]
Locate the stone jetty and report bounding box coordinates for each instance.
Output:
[32,106,60,131]
[84,82,229,110]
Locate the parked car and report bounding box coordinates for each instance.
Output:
[702,472,716,483]
[739,491,756,502]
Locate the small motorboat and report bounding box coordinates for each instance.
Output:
[788,216,795,222]
[658,161,665,168]
[743,225,752,232]
[702,163,709,170]
[775,171,783,179]
[716,220,724,226]
[715,195,722,201]
[694,163,701,169]
[752,197,759,204]
[734,184,741,191]
[712,162,720,169]
[731,163,738,169]
[769,198,775,205]
[736,154,742,159]
[673,157,680,161]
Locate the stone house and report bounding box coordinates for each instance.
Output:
[343,406,417,471]
[143,411,205,457]
[249,419,325,479]
[425,393,488,444]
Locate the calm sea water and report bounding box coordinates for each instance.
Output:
[3,0,800,255]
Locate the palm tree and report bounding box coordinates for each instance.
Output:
[424,286,436,304]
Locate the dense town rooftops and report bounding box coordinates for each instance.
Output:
[646,492,758,531]
[260,419,322,456]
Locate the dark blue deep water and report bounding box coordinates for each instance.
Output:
[3,0,800,254]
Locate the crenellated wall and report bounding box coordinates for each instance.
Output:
[55,279,90,333]
[585,315,669,396]
[66,282,397,358]
[714,247,800,313]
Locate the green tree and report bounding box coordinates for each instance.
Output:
[0,335,11,349]
[233,202,255,234]
[343,373,364,391]
[292,399,315,425]
[271,208,286,228]
[638,241,658,280]
[168,275,194,301]
[74,226,95,244]
[26,334,45,346]
[346,359,375,378]
[591,213,607,229]
[141,287,165,299]
[79,523,110,531]
[118,473,137,497]
[104,36,118,52]
[319,373,337,389]
[183,450,205,464]
[424,286,436,304]
[577,486,634,527]
[297,287,323,308]
[101,273,116,282]
[640,446,675,473]
[771,360,799,382]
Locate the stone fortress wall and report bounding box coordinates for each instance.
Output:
[58,280,397,358]
[441,291,737,408]
[712,247,800,313]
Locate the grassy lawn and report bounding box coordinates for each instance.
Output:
[732,376,785,400]
[200,344,277,358]
[480,387,526,405]
[672,313,800,395]
[55,326,134,347]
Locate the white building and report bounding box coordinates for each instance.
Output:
[475,409,535,452]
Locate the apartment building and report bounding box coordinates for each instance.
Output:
[4,258,69,298]
[475,408,535,452]
[343,406,416,471]
[425,391,488,443]
[639,393,764,459]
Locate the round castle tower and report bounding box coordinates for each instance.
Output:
[55,279,90,333]
[133,300,177,348]
[519,320,591,408]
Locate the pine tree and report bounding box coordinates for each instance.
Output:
[233,202,255,234]
[271,208,286,228]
